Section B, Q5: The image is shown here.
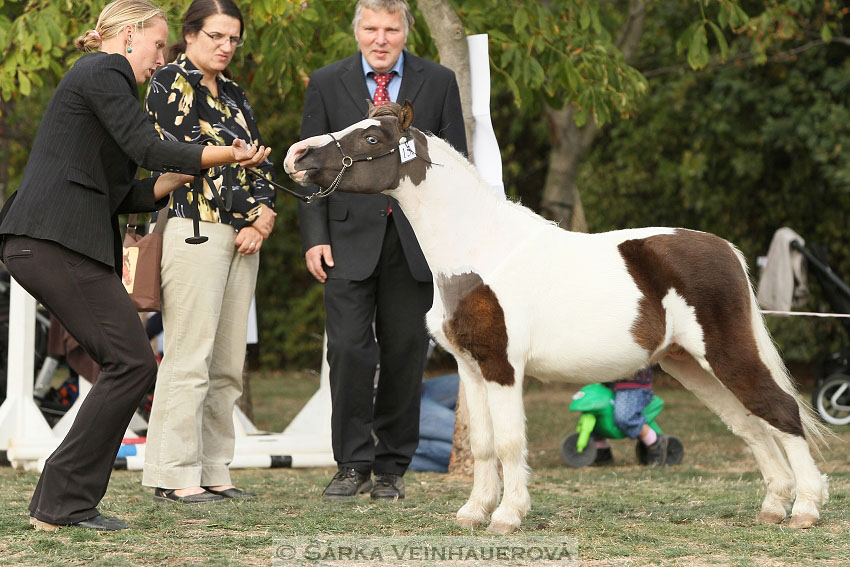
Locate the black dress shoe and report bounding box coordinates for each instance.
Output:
[203,486,257,500]
[30,514,129,531]
[322,467,372,499]
[153,488,225,504]
[371,473,405,500]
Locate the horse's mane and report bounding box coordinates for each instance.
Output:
[368,103,400,118]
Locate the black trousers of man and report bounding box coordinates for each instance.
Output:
[323,216,433,476]
[2,235,157,525]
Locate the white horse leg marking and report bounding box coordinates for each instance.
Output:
[454,356,501,529]
[484,372,530,534]
[660,355,796,524]
[775,433,829,528]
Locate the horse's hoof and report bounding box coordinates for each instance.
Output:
[486,520,518,534]
[788,513,818,529]
[456,516,482,530]
[456,506,487,529]
[756,510,785,524]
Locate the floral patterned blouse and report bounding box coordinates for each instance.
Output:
[145,53,275,230]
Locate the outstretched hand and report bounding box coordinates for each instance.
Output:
[232,139,272,168]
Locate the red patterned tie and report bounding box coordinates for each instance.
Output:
[372,71,396,106]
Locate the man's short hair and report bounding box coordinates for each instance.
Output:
[352,0,415,37]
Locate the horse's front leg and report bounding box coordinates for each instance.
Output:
[454,356,501,529]
[485,371,530,534]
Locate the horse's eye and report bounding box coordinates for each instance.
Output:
[365,135,378,144]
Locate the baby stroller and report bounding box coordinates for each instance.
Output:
[793,241,850,426]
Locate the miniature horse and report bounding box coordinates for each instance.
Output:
[284,101,828,533]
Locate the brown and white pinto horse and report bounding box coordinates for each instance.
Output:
[284,102,828,533]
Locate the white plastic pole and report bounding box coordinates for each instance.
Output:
[0,279,56,468]
[467,34,505,196]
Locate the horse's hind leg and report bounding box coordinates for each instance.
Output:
[697,333,826,528]
[454,357,501,529]
[774,431,828,528]
[660,355,797,524]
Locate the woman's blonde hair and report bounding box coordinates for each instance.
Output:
[75,0,166,53]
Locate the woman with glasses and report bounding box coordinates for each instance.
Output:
[141,0,276,503]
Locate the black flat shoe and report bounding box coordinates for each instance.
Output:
[153,488,225,504]
[203,486,257,500]
[30,514,129,531]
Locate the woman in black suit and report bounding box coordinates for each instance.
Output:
[0,0,269,531]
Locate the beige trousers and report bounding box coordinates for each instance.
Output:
[142,218,259,489]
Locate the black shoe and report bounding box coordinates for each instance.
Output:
[153,488,225,504]
[590,447,613,466]
[645,435,668,466]
[323,467,372,500]
[371,473,405,500]
[30,514,129,531]
[203,486,257,500]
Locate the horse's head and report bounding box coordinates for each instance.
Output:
[284,100,430,195]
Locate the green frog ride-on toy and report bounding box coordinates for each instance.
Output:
[561,383,684,468]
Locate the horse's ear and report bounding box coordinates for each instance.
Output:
[399,100,414,131]
[366,99,376,117]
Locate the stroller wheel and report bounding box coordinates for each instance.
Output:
[560,432,597,468]
[814,373,850,426]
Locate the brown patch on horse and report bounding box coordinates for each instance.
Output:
[442,276,514,386]
[619,230,804,436]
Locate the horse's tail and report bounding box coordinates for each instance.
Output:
[734,247,830,453]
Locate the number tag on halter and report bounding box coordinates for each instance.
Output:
[398,137,417,163]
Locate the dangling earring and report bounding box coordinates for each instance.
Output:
[126,37,133,53]
[126,44,133,53]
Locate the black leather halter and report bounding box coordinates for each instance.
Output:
[298,132,399,202]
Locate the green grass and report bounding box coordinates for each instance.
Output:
[1,371,849,566]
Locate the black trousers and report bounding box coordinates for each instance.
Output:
[323,216,433,476]
[2,235,157,524]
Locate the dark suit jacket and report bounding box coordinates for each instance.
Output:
[298,51,467,282]
[0,52,204,273]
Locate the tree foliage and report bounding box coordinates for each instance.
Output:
[580,1,850,360]
[1,0,848,368]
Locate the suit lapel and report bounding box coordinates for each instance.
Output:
[339,54,372,118]
[397,51,425,105]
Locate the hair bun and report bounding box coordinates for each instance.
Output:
[75,29,103,53]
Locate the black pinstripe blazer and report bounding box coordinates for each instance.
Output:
[297,51,467,282]
[0,52,204,273]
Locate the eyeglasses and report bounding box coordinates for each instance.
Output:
[200,29,244,48]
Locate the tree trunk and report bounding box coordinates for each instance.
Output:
[539,1,647,232]
[416,0,474,156]
[447,379,475,476]
[416,0,477,476]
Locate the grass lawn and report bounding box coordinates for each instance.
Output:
[1,370,848,566]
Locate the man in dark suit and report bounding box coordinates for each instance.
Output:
[298,0,467,500]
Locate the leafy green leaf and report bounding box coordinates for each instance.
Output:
[18,69,30,96]
[512,7,529,34]
[687,23,709,70]
[707,22,728,60]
